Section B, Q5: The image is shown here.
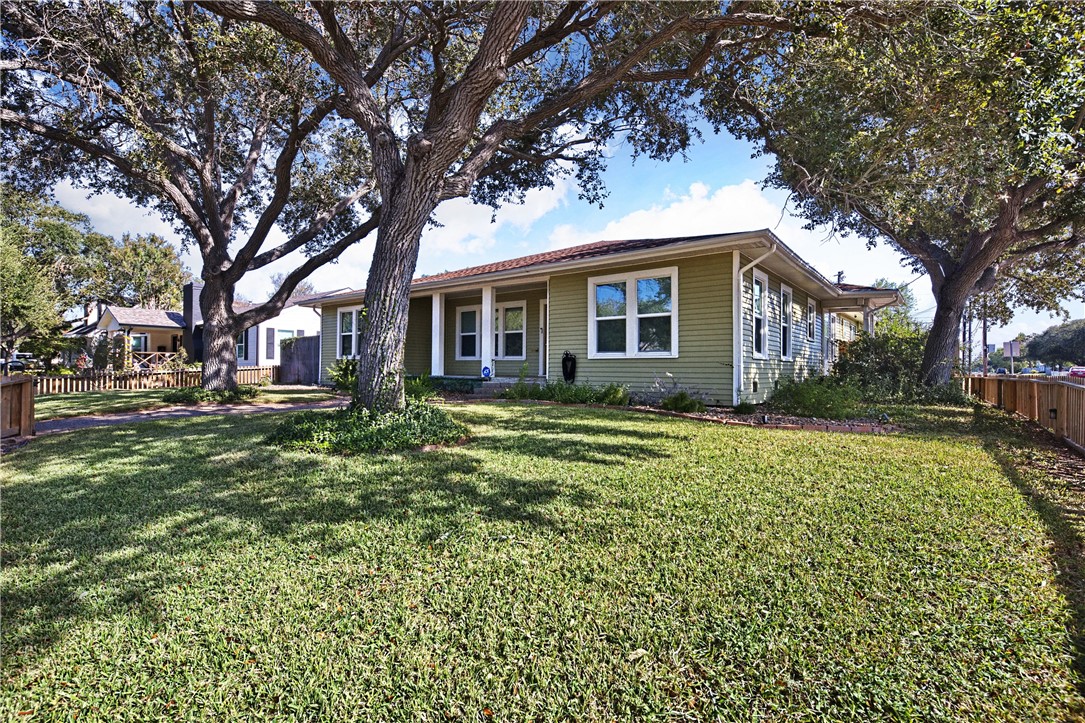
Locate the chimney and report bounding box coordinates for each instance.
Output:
[182,281,205,361]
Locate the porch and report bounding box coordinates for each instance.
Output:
[418,280,550,380]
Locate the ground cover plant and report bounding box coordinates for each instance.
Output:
[271,399,467,455]
[161,385,261,405]
[3,403,1084,719]
[766,376,863,419]
[34,387,337,421]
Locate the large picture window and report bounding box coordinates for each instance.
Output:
[752,269,768,359]
[494,302,526,360]
[780,284,793,360]
[456,306,481,360]
[588,267,677,358]
[130,333,149,353]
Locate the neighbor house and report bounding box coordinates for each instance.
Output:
[302,230,900,405]
[67,282,328,369]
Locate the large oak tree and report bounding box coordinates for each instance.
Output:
[2,1,379,389]
[201,1,804,410]
[704,1,1085,385]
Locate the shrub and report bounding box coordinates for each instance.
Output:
[501,380,630,405]
[327,358,358,395]
[162,385,260,404]
[430,377,482,394]
[767,377,861,420]
[405,374,436,400]
[831,326,948,403]
[660,391,706,413]
[733,400,757,415]
[270,398,468,455]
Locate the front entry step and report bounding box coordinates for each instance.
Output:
[464,377,544,399]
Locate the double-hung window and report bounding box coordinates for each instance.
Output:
[456,306,481,360]
[588,267,677,358]
[493,302,526,360]
[752,269,768,359]
[236,331,247,360]
[807,302,816,340]
[780,284,793,360]
[130,333,149,353]
[337,307,363,358]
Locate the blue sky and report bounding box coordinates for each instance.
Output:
[54,131,1081,346]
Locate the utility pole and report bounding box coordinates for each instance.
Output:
[981,307,989,376]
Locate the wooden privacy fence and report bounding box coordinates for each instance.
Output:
[1,376,35,438]
[966,375,1085,455]
[279,336,320,385]
[33,366,279,396]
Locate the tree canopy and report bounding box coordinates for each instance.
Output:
[199,0,814,409]
[704,1,1085,385]
[1026,318,1085,367]
[2,1,378,389]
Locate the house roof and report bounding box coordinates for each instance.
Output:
[105,306,186,329]
[301,229,903,311]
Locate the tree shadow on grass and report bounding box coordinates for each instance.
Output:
[1,412,600,671]
[974,406,1085,696]
[453,404,679,465]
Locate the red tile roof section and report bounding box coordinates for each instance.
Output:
[835,283,896,293]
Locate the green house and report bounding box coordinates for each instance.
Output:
[300,230,900,405]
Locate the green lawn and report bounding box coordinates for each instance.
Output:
[34,386,337,421]
[3,403,1083,720]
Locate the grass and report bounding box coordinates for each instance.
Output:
[34,386,337,421]
[3,402,1084,720]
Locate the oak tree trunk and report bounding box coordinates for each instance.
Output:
[353,197,433,412]
[199,277,239,391]
[920,277,970,386]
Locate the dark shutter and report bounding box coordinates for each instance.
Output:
[296,329,305,338]
[244,327,252,361]
[266,327,276,360]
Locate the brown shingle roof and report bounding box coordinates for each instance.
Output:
[414,232,732,286]
[106,306,186,328]
[835,283,896,293]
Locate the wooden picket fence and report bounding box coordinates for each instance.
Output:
[966,375,1085,455]
[33,366,279,396]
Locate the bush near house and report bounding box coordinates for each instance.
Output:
[767,377,861,420]
[501,380,630,406]
[832,327,968,405]
[660,391,706,413]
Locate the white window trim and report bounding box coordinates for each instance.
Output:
[336,305,362,359]
[235,330,247,360]
[493,301,527,361]
[780,283,794,361]
[807,301,816,341]
[130,333,150,353]
[455,305,482,361]
[751,268,768,360]
[587,266,678,359]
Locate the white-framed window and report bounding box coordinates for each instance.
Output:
[337,306,362,358]
[780,284,793,361]
[587,266,678,358]
[236,331,247,360]
[807,301,816,340]
[493,302,526,360]
[130,333,149,353]
[751,269,768,359]
[456,305,481,360]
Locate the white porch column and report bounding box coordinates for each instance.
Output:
[863,307,875,335]
[430,292,444,377]
[480,285,494,376]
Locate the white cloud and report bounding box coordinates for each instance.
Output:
[548,178,918,287]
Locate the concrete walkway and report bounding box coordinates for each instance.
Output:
[36,399,346,436]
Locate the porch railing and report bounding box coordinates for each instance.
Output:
[131,351,184,368]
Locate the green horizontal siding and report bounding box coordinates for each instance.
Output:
[442,289,547,378]
[739,256,825,403]
[318,297,432,384]
[547,253,733,405]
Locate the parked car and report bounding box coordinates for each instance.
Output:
[1070,366,1085,379]
[996,367,1008,375]
[1,359,27,374]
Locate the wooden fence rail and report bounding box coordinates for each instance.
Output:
[966,375,1085,455]
[32,366,279,396]
[1,376,35,438]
